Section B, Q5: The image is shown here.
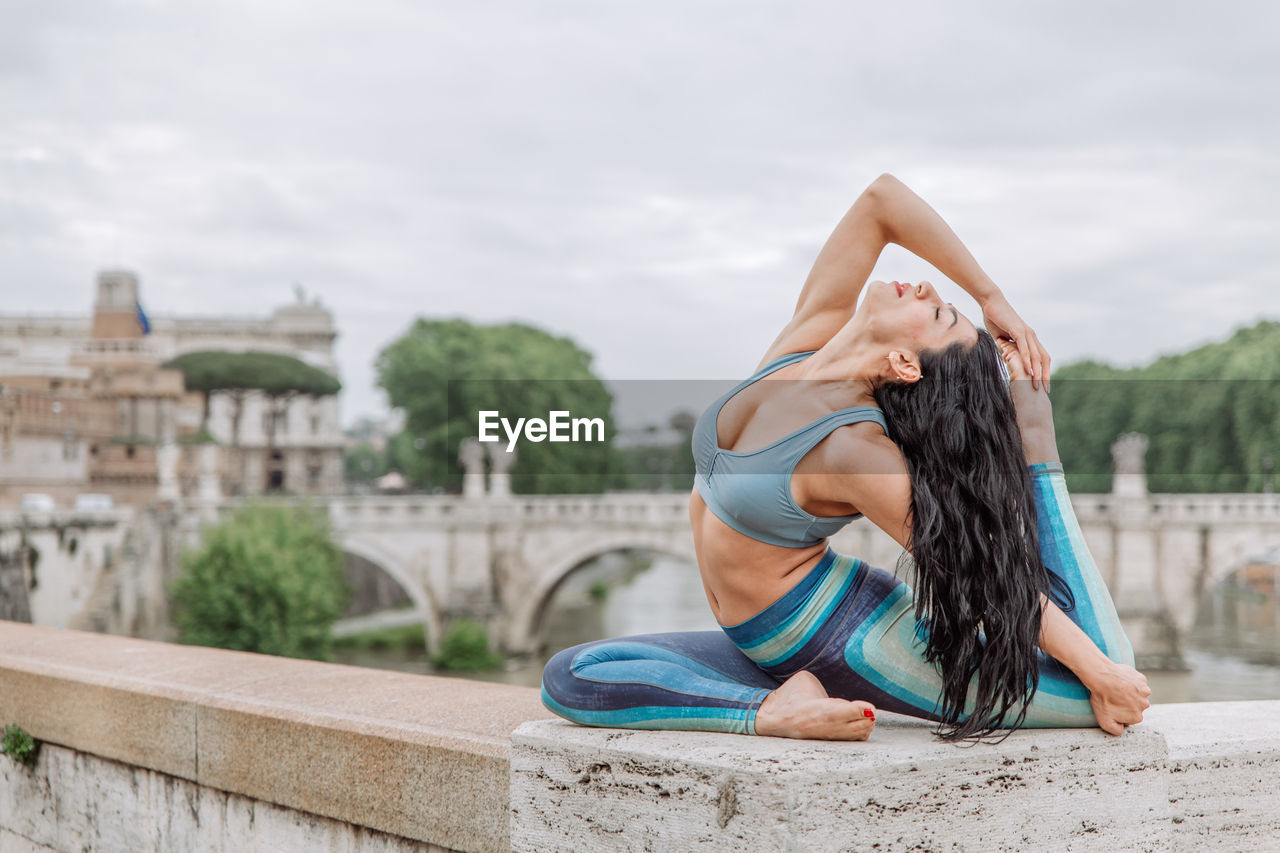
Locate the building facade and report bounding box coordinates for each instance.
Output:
[0,270,345,508]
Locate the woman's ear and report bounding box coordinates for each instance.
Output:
[886,350,922,384]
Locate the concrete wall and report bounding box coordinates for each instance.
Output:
[0,621,554,853]
[0,743,454,853]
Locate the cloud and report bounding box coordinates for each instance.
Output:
[1,0,1276,425]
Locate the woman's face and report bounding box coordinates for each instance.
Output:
[862,279,978,355]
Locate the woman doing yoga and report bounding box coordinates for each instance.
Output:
[541,173,1152,741]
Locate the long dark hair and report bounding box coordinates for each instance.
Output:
[873,328,1072,740]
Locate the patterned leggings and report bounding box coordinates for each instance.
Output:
[540,462,1134,735]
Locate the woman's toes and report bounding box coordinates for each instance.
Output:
[851,702,876,733]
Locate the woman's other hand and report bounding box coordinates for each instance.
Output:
[981,292,1051,392]
[1085,661,1153,736]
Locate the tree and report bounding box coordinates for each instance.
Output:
[374,318,615,493]
[666,410,697,489]
[605,411,697,492]
[1050,320,1280,493]
[344,442,387,489]
[163,351,342,492]
[432,618,504,671]
[1047,360,1134,493]
[170,503,352,659]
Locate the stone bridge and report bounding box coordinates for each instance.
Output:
[302,485,1280,666]
[320,491,699,656]
[11,434,1280,666]
[304,432,1280,667]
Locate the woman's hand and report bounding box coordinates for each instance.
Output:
[981,292,1051,392]
[1084,660,1153,736]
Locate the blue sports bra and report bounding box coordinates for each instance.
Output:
[692,351,888,548]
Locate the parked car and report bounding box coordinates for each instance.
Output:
[19,493,57,512]
[74,493,115,512]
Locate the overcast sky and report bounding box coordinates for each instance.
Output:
[2,0,1277,428]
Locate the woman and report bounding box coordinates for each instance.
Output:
[541,173,1151,741]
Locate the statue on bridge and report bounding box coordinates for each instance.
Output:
[460,438,486,499]
[459,436,517,499]
[487,440,516,499]
[1111,432,1149,498]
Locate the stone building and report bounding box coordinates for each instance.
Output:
[0,270,345,508]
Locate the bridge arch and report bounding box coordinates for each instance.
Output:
[506,529,697,655]
[337,535,444,654]
[1205,534,1280,588]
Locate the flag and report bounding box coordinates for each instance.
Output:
[135,300,151,335]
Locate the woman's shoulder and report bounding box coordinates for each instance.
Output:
[807,421,906,478]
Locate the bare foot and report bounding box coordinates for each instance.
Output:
[754,670,876,741]
[996,336,1059,464]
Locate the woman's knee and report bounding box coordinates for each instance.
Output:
[540,638,636,713]
[540,644,587,716]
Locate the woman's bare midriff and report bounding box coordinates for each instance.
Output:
[688,490,830,626]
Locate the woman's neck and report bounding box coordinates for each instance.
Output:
[793,327,883,407]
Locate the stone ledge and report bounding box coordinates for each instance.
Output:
[1,741,457,853]
[511,703,1280,852]
[0,621,554,853]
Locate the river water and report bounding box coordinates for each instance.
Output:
[333,555,1280,705]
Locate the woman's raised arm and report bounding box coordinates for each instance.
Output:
[773,173,1051,389]
[762,176,894,363]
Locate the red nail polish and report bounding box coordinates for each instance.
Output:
[863,709,875,719]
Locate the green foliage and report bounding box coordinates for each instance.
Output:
[374,318,615,493]
[587,580,610,602]
[1,724,39,768]
[344,443,389,487]
[606,411,697,491]
[668,429,696,489]
[1047,360,1132,493]
[607,427,696,491]
[1052,320,1280,493]
[170,503,352,660]
[384,431,431,489]
[163,350,342,396]
[178,430,218,445]
[431,618,503,671]
[332,623,427,653]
